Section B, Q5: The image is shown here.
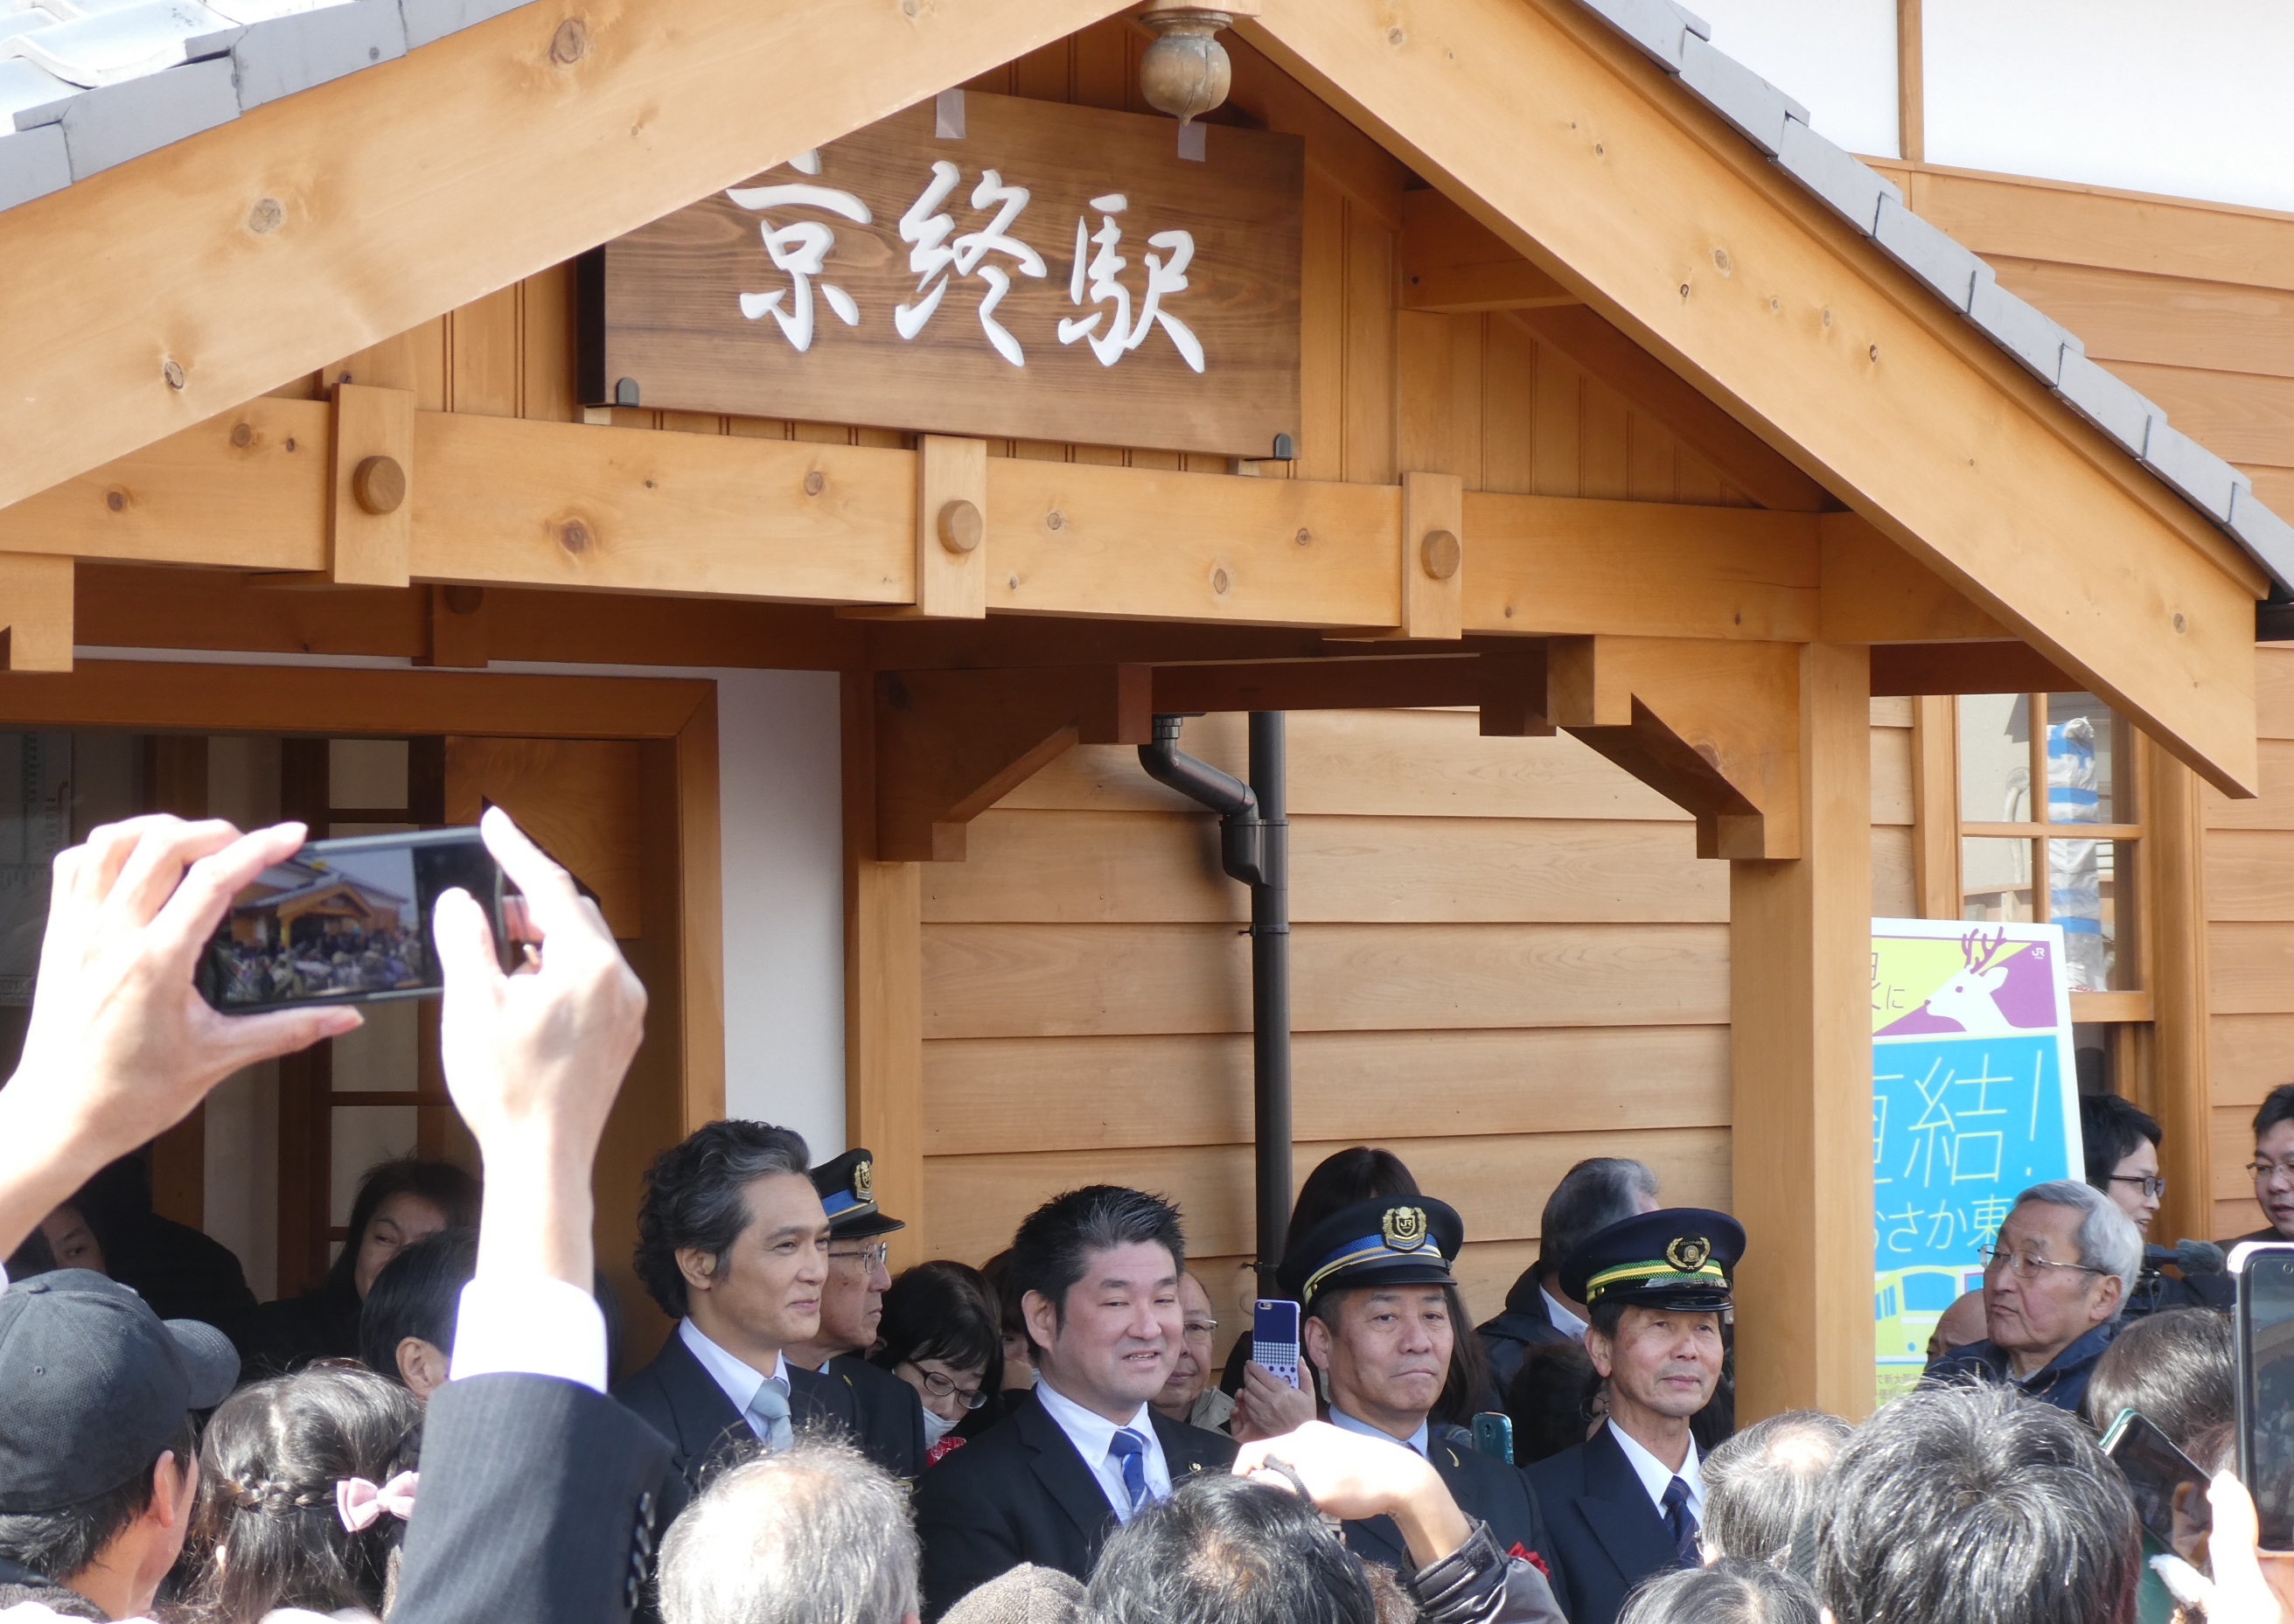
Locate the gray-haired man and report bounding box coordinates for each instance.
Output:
[1924,1179,2142,1413]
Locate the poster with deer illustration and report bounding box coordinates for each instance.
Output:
[1871,918,2078,1399]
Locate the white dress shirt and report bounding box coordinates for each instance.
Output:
[677,1317,791,1435]
[1607,1418,1705,1520]
[1032,1377,1172,1523]
[1328,1403,1431,1458]
[1540,1286,1590,1345]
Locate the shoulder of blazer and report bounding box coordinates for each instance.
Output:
[1151,1411,1239,1474]
[1524,1438,1596,1504]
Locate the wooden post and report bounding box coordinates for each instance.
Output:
[1910,694,1959,919]
[843,671,925,1267]
[2143,742,2212,1251]
[1730,643,1875,1420]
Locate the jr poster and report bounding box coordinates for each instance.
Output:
[1872,917,2079,1398]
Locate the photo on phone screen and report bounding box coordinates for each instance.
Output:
[197,827,512,1014]
[2237,1244,2294,1551]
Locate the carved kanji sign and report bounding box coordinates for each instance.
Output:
[584,89,1304,458]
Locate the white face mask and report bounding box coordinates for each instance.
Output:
[921,1405,962,1446]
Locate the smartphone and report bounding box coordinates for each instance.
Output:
[1472,1411,1516,1465]
[2233,1241,2294,1551]
[1252,1299,1302,1391]
[197,827,518,1014]
[2102,1408,2211,1552]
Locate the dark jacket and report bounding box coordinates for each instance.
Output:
[1922,1319,2120,1412]
[1476,1271,1572,1395]
[1340,1422,1562,1588]
[912,1390,1238,1620]
[611,1326,861,1511]
[824,1351,929,1481]
[235,1279,362,1380]
[1524,1421,1691,1624]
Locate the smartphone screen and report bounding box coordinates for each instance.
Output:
[2102,1408,2211,1558]
[196,827,512,1013]
[1253,1299,1302,1391]
[2236,1244,2294,1551]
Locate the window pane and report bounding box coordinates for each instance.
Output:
[2052,837,2137,992]
[1962,836,2035,922]
[1959,694,2034,823]
[2044,694,2130,826]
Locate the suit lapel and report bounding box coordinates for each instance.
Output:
[1018,1393,1118,1551]
[652,1332,753,1475]
[1579,1424,1683,1583]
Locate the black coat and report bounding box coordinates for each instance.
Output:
[822,1352,929,1481]
[1341,1423,1563,1589]
[1524,1422,1690,1624]
[1476,1272,1572,1395]
[611,1328,865,1510]
[394,1370,673,1624]
[912,1391,1238,1620]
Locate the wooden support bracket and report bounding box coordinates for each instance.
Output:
[1548,635,1802,859]
[875,664,1153,861]
[1398,470,1464,640]
[420,583,489,669]
[1147,645,1549,729]
[0,553,73,671]
[331,383,414,588]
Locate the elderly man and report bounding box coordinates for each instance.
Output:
[1279,1195,1558,1584]
[1478,1158,1660,1389]
[784,1147,930,1481]
[1695,1409,1851,1567]
[1925,1179,2139,1413]
[1525,1208,1745,1624]
[1150,1272,1232,1432]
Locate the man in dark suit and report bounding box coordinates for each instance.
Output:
[782,1147,929,1480]
[912,1185,1236,1619]
[615,1119,840,1501]
[1477,1158,1659,1393]
[1527,1207,1747,1624]
[1279,1195,1559,1581]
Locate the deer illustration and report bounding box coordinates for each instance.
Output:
[1921,928,2019,1035]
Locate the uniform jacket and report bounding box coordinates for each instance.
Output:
[611,1328,855,1512]
[825,1351,929,1481]
[1340,1423,1562,1590]
[1524,1421,1689,1624]
[911,1391,1238,1620]
[1475,1271,1572,1394]
[1922,1319,2120,1413]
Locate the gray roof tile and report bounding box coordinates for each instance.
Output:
[2231,484,2294,589]
[2056,349,2162,460]
[2141,419,2249,525]
[0,53,71,117]
[396,0,520,50]
[1677,32,1802,155]
[1873,193,1988,310]
[1774,115,1898,234]
[1966,275,2083,387]
[1575,0,1698,73]
[29,51,234,177]
[6,0,234,88]
[229,0,399,108]
[0,120,65,206]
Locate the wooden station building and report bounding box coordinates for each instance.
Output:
[1,0,2291,1421]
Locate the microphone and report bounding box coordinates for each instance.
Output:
[2143,1239,2226,1275]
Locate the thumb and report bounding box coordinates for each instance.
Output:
[2151,1553,2214,1614]
[430,887,506,1003]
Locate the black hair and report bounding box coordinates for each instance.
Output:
[1286,1149,1419,1252]
[1539,1158,1658,1279]
[2257,1084,2294,1144]
[0,1414,198,1586]
[869,1260,1003,1391]
[331,1159,480,1304]
[1700,1410,1852,1567]
[1504,1338,1600,1466]
[187,1365,422,1624]
[1815,1384,2138,1624]
[631,1121,812,1319]
[1619,1558,1822,1624]
[1007,1186,1185,1355]
[1306,1279,1494,1426]
[3,1222,55,1281]
[358,1228,478,1383]
[2081,1307,2234,1453]
[2079,1095,2163,1191]
[1084,1471,1377,1624]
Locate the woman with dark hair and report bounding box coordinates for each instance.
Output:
[184,1363,422,1624]
[869,1260,1004,1465]
[235,1159,480,1380]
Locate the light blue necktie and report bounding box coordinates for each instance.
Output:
[1107,1427,1150,1512]
[746,1377,792,1452]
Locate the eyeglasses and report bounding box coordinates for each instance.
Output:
[827,1241,891,1271]
[2109,1174,2169,1199]
[1977,1243,2104,1281]
[904,1364,987,1410]
[2250,1160,2294,1185]
[1182,1318,1218,1344]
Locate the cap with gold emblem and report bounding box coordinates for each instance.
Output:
[1558,1208,1744,1314]
[1275,1195,1465,1309]
[809,1147,907,1241]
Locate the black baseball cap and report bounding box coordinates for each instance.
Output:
[0,1270,238,1513]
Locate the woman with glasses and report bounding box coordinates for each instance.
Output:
[871,1259,1003,1466]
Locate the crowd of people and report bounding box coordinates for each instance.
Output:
[6,807,2294,1624]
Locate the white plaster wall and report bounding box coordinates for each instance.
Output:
[1691,0,1901,159]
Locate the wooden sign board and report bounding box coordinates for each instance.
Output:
[584,90,1304,459]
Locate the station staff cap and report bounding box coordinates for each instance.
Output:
[809,1147,906,1241]
[1558,1207,1745,1314]
[1276,1195,1464,1309]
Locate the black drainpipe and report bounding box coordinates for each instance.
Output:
[1139,712,1291,1289]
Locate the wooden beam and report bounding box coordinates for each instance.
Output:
[1870,641,2081,696]
[331,384,414,588]
[1548,635,1801,859]
[2142,741,2211,1253]
[1148,648,1551,729]
[1506,307,1831,515]
[1909,694,1958,919]
[0,554,73,671]
[875,665,1154,861]
[1246,0,2266,795]
[0,0,1131,514]
[1400,188,1579,312]
[1818,511,2008,644]
[1730,642,1875,1419]
[421,583,488,668]
[1399,470,1464,639]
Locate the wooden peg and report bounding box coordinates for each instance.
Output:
[352,455,407,515]
[938,498,983,555]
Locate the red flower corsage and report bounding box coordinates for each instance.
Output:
[1506,1543,1551,1578]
